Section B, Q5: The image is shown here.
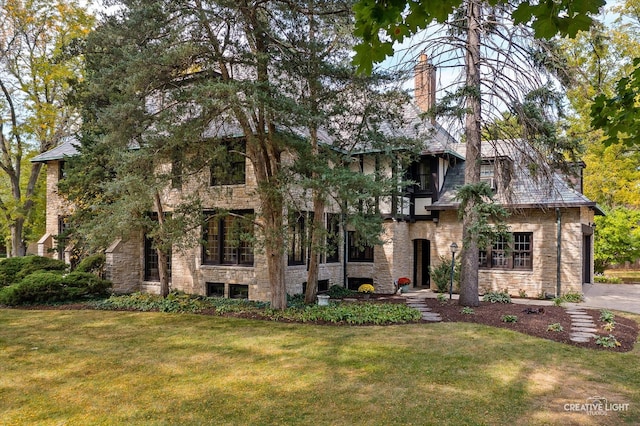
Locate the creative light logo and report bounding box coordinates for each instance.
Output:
[564,397,630,416]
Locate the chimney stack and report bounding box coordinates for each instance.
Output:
[415,53,436,117]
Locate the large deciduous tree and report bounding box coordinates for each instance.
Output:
[0,0,93,256]
[65,0,416,305]
[352,0,601,306]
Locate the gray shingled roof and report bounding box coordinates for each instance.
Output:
[432,140,601,211]
[30,137,79,163]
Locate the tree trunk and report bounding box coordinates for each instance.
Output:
[305,195,325,304]
[9,218,26,257]
[262,193,287,309]
[154,191,171,297]
[459,0,482,307]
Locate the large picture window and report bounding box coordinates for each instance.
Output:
[203,210,254,266]
[210,139,246,186]
[348,231,374,262]
[479,232,532,270]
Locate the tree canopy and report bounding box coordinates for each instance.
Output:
[64,0,418,305]
[0,0,93,256]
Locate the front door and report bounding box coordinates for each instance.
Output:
[413,239,431,288]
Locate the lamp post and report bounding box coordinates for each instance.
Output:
[449,242,458,300]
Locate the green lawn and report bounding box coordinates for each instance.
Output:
[1,309,639,425]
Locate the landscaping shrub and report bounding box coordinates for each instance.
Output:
[482,291,512,303]
[0,256,68,287]
[429,256,460,293]
[63,272,111,297]
[327,285,356,298]
[74,253,106,275]
[93,292,421,324]
[0,257,28,287]
[0,272,66,305]
[0,270,112,306]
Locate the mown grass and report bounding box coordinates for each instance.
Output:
[1,309,639,425]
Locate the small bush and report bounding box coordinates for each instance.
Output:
[0,257,28,287]
[74,253,106,275]
[14,256,68,281]
[501,314,518,323]
[561,291,584,303]
[429,256,460,293]
[483,291,512,304]
[594,275,623,284]
[63,272,111,297]
[599,309,615,323]
[461,306,474,315]
[595,334,621,348]
[327,285,356,298]
[0,272,66,305]
[0,270,112,306]
[287,293,306,308]
[547,323,564,332]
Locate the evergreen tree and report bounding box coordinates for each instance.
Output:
[64,0,417,305]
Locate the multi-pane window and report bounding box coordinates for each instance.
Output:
[144,232,172,281]
[512,233,532,269]
[203,210,254,266]
[210,139,246,186]
[348,231,374,262]
[479,232,532,270]
[324,213,340,263]
[288,212,308,266]
[57,216,69,261]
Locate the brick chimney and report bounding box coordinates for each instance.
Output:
[414,53,436,115]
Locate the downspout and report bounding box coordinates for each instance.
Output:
[556,207,562,297]
[342,210,348,288]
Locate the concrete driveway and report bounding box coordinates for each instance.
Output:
[580,283,640,314]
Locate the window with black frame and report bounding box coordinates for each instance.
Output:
[324,213,340,263]
[347,231,374,262]
[479,232,532,270]
[288,212,308,266]
[202,210,254,266]
[210,139,246,186]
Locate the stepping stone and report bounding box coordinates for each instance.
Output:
[570,336,592,343]
[422,314,442,322]
[572,327,598,333]
[569,314,593,320]
[570,331,597,338]
[573,321,596,327]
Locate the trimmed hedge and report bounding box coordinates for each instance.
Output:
[75,254,106,274]
[0,256,68,287]
[0,271,112,306]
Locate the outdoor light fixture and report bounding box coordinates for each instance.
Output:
[449,242,458,300]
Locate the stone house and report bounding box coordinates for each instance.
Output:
[31,56,601,299]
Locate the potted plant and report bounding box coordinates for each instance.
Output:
[358,283,375,300]
[397,277,411,293]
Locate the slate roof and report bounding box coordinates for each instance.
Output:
[431,140,602,212]
[30,137,79,163]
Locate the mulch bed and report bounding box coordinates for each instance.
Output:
[349,293,637,352]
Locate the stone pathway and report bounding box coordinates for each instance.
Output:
[405,297,442,322]
[566,306,599,343]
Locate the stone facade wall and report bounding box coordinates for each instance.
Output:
[40,154,596,301]
[105,237,142,294]
[40,162,74,259]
